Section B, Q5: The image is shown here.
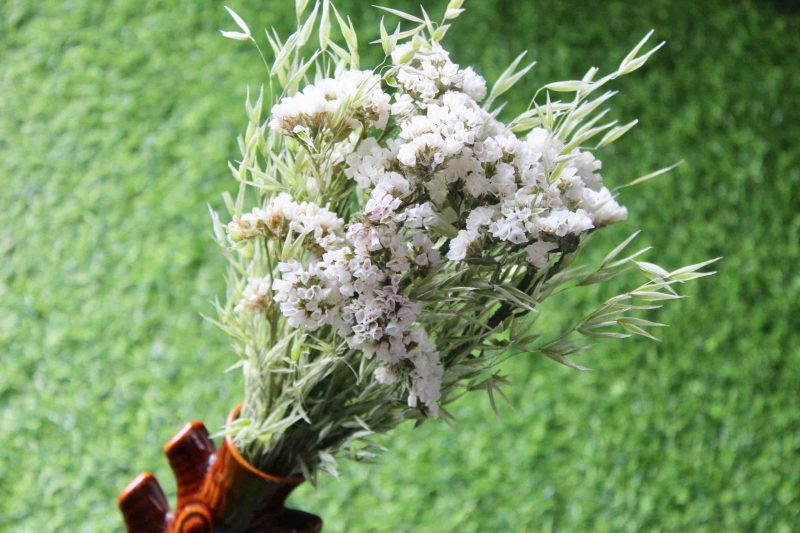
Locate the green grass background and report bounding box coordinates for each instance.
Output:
[2,0,798,530]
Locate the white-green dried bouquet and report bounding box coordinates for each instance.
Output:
[211,0,717,480]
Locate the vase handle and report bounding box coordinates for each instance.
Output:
[164,421,216,508]
[118,472,170,533]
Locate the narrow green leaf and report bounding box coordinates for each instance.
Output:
[596,119,639,148]
[602,231,641,266]
[373,5,424,24]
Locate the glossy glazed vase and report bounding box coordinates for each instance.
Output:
[118,404,322,533]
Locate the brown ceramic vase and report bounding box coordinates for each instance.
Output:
[118,404,322,533]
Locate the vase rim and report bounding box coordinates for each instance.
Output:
[225,403,305,485]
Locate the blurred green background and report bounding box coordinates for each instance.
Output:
[2,0,798,530]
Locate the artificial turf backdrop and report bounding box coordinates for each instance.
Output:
[2,0,798,530]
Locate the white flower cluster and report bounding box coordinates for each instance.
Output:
[260,214,443,413]
[235,276,271,314]
[444,127,628,265]
[348,51,627,271]
[269,70,391,136]
[227,193,344,253]
[266,210,443,412]
[255,40,627,415]
[391,42,487,112]
[272,260,341,329]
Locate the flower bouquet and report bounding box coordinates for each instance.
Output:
[119,1,717,530]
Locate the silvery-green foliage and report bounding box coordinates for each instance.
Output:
[213,1,717,480]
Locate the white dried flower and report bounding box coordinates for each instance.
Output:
[525,241,558,268]
[447,229,480,260]
[269,70,390,135]
[374,365,398,384]
[235,276,271,314]
[392,42,487,108]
